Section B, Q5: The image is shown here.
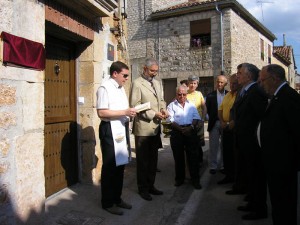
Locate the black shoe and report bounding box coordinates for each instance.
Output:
[225,189,246,195]
[209,169,216,174]
[217,177,234,185]
[219,169,226,174]
[104,205,124,215]
[139,192,152,201]
[243,194,250,202]
[174,180,184,187]
[156,168,161,172]
[149,187,163,195]
[192,182,202,190]
[242,212,267,220]
[237,204,255,212]
[116,200,132,209]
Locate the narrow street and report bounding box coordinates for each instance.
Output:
[45,127,300,225]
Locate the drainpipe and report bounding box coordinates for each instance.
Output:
[216,4,224,74]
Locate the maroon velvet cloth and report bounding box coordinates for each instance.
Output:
[1,31,45,70]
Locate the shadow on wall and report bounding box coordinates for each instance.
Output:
[79,125,98,184]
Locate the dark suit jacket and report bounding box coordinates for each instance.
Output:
[260,83,300,172]
[235,83,268,152]
[206,90,228,132]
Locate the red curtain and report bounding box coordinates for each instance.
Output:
[1,31,45,70]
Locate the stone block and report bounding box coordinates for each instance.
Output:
[0,138,10,157]
[0,112,16,129]
[0,84,16,106]
[22,82,44,131]
[0,162,9,174]
[78,84,94,108]
[79,61,94,83]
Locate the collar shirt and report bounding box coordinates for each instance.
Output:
[274,81,287,96]
[217,90,226,107]
[167,100,201,125]
[96,78,129,121]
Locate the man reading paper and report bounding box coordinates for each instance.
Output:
[96,61,136,215]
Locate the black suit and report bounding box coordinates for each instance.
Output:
[260,83,300,225]
[235,82,268,213]
[206,90,228,132]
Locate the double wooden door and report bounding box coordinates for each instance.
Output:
[44,36,78,197]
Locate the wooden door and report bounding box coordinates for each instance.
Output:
[44,36,78,197]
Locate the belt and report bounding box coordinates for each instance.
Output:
[179,124,191,127]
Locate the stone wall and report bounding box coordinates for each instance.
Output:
[225,9,272,75]
[0,0,45,224]
[127,0,274,87]
[127,1,222,84]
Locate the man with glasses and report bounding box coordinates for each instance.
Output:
[96,61,137,215]
[234,63,268,220]
[129,58,169,201]
[167,85,202,189]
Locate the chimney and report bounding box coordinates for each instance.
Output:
[283,34,286,46]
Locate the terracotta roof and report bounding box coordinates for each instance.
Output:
[273,46,292,65]
[153,0,218,13]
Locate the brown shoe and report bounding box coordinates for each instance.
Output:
[104,205,124,215]
[117,200,132,209]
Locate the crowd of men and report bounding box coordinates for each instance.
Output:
[96,58,300,225]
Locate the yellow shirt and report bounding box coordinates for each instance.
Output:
[218,92,236,122]
[187,91,205,117]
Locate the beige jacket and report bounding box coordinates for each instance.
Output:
[129,76,166,136]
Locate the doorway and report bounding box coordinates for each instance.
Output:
[44,35,78,197]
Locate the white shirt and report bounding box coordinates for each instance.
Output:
[96,78,129,122]
[167,100,201,125]
[217,90,226,107]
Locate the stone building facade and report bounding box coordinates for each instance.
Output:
[127,0,276,102]
[0,0,128,224]
[273,45,297,88]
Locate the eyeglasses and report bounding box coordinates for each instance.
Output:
[120,73,129,78]
[260,76,272,82]
[177,93,187,96]
[147,68,159,73]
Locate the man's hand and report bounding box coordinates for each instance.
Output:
[160,109,169,119]
[155,112,165,120]
[125,108,137,118]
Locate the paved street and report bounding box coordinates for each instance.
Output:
[45,126,300,225]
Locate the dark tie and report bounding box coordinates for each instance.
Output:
[149,80,157,95]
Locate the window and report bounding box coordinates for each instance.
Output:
[190,19,211,48]
[260,38,264,61]
[268,44,271,64]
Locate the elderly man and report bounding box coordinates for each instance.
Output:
[129,58,168,201]
[167,85,202,189]
[234,63,268,220]
[205,75,228,174]
[259,64,300,225]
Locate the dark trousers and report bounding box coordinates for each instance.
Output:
[99,121,124,208]
[135,134,161,193]
[266,170,298,225]
[170,130,199,183]
[237,138,267,212]
[222,127,234,178]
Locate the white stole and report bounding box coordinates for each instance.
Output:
[101,79,130,166]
